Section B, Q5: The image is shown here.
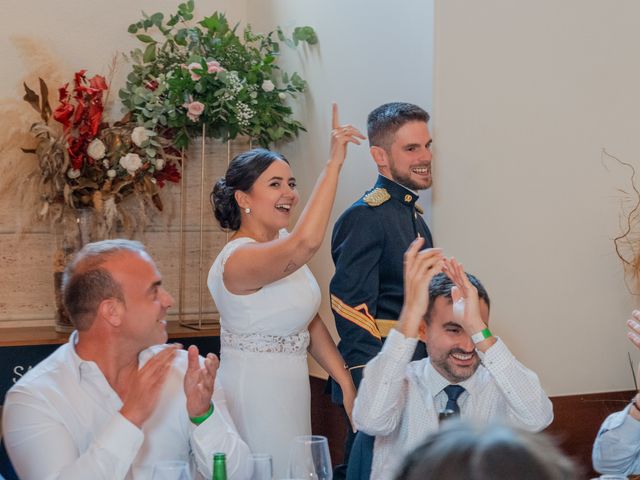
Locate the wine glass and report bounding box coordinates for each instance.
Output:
[288,435,332,480]
[152,460,192,480]
[248,453,273,480]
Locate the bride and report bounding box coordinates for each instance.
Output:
[208,104,361,477]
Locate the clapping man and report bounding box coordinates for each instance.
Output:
[2,240,250,479]
[353,239,553,480]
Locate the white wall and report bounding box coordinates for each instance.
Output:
[256,0,640,395]
[0,0,246,100]
[246,0,435,377]
[433,0,640,395]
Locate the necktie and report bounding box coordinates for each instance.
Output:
[443,385,466,414]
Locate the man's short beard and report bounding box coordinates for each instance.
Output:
[431,352,480,384]
[389,162,431,191]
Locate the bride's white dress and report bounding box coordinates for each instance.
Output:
[207,232,321,478]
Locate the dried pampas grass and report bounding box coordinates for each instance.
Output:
[0,36,69,233]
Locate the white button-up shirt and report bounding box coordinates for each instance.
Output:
[2,333,251,480]
[592,404,640,476]
[353,329,554,480]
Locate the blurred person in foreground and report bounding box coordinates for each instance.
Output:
[395,420,579,480]
[352,238,553,479]
[592,309,640,476]
[2,239,250,479]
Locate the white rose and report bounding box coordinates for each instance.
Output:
[102,159,110,169]
[87,139,106,160]
[107,169,117,178]
[131,126,149,147]
[119,153,143,175]
[278,92,287,100]
[261,79,275,92]
[67,168,81,179]
[155,158,166,171]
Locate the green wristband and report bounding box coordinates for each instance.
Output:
[471,328,492,344]
[190,402,214,425]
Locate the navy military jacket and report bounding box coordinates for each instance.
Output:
[329,175,433,403]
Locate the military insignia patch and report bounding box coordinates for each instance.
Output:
[363,188,391,207]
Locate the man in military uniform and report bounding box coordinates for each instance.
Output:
[329,102,434,480]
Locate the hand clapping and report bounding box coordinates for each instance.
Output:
[442,257,484,334]
[120,344,180,428]
[396,237,444,338]
[184,345,219,418]
[397,240,492,347]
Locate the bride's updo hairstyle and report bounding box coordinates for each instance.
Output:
[211,148,289,231]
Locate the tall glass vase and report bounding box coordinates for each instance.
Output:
[52,207,99,332]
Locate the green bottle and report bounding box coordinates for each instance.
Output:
[212,452,227,480]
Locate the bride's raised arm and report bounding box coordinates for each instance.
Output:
[211,103,365,295]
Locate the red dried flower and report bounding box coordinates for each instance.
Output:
[154,161,181,187]
[144,80,159,91]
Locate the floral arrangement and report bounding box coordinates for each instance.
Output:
[119,0,317,148]
[22,70,181,230]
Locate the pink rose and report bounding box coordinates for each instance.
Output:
[187,101,205,122]
[187,62,203,81]
[207,60,225,74]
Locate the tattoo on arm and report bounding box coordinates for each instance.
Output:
[284,261,298,273]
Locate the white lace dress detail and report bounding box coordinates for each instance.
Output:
[221,328,310,356]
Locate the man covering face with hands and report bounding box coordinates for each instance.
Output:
[352,238,553,480]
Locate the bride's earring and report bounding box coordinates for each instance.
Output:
[244,207,251,214]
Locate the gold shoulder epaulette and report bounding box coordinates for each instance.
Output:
[363,188,391,207]
[415,204,424,215]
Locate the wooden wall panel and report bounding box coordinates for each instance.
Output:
[0,233,57,322]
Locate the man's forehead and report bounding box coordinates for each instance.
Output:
[431,295,490,323]
[104,250,158,278]
[431,296,453,319]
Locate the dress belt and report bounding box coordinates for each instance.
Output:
[220,328,310,356]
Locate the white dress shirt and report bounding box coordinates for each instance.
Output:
[2,332,251,480]
[353,329,554,480]
[592,404,640,475]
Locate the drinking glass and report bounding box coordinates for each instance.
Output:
[288,435,332,480]
[152,460,192,480]
[248,453,273,480]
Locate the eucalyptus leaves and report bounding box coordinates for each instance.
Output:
[120,0,318,148]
